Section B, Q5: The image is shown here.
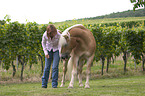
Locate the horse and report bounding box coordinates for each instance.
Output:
[59,24,96,88]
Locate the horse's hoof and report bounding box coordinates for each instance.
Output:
[68,86,73,88]
[60,84,65,87]
[79,83,84,87]
[85,85,90,88]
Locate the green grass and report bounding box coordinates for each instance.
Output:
[0,54,145,96]
[1,55,145,96]
[0,55,144,82]
[0,75,145,96]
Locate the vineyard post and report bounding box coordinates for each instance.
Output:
[106,57,110,73]
[18,55,25,81]
[11,61,16,77]
[142,54,145,71]
[38,54,44,76]
[123,51,127,73]
[101,55,105,75]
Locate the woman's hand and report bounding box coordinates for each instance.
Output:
[45,55,49,58]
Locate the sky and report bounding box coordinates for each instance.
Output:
[0,0,135,24]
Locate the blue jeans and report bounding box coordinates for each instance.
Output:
[42,50,60,88]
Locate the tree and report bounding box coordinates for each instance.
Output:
[0,20,6,25]
[130,0,145,11]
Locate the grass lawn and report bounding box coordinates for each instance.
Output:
[1,54,145,96]
[0,75,145,96]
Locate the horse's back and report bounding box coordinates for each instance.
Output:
[69,25,96,56]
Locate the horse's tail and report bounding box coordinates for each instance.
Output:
[67,57,73,80]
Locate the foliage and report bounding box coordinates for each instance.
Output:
[126,27,145,64]
[130,0,145,10]
[0,20,6,25]
[0,16,145,80]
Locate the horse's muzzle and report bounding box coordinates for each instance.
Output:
[61,53,70,60]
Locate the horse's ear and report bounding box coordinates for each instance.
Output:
[63,35,69,41]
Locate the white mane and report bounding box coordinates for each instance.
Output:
[59,24,83,47]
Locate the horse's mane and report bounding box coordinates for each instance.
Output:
[59,24,83,47]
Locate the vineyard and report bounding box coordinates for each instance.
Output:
[0,16,145,81]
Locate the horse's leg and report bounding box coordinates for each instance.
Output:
[78,59,84,87]
[60,60,68,87]
[68,56,79,88]
[85,54,94,88]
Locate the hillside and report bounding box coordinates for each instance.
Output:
[52,8,145,27]
[75,8,145,20]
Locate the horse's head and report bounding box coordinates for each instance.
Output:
[59,24,83,60]
[59,32,71,60]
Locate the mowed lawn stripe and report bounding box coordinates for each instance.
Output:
[0,75,145,96]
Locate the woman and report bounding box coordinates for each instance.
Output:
[41,24,61,88]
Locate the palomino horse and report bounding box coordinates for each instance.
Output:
[59,24,96,88]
